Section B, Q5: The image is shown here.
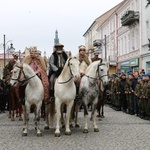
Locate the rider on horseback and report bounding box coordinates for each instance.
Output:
[49,44,68,102]
[23,46,50,104]
[4,52,19,82]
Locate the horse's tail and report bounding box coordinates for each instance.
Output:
[49,103,55,126]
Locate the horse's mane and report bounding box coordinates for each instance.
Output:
[85,61,100,74]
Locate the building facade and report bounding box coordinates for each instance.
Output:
[83,0,150,74]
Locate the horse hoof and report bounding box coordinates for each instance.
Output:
[75,124,80,128]
[98,118,102,121]
[101,115,105,118]
[83,129,88,133]
[11,118,15,121]
[19,118,23,121]
[44,126,50,130]
[55,133,61,137]
[35,127,37,130]
[37,133,42,137]
[96,115,101,118]
[94,128,99,132]
[69,124,73,128]
[22,133,27,136]
[65,131,71,135]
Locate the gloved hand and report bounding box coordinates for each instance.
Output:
[55,68,63,77]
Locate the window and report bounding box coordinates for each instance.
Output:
[146,61,150,73]
[146,20,150,40]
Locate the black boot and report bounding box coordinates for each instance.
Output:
[49,90,55,103]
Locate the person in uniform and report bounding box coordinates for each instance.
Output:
[23,46,50,104]
[49,44,68,101]
[118,73,127,112]
[134,76,142,117]
[145,73,150,120]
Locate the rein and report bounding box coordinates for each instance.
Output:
[84,63,108,82]
[11,65,36,84]
[57,58,74,84]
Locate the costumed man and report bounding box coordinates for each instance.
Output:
[5,53,19,82]
[91,48,102,63]
[49,44,68,101]
[23,46,50,104]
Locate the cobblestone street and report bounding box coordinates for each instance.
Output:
[0,105,149,150]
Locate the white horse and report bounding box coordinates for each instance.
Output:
[75,60,108,133]
[54,57,80,137]
[10,62,44,136]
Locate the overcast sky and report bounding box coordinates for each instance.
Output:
[0,0,123,56]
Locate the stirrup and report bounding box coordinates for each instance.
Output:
[49,97,55,103]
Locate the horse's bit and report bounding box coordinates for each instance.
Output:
[84,62,108,82]
[11,64,36,85]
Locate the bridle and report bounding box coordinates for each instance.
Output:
[84,62,108,83]
[57,58,75,84]
[11,64,36,85]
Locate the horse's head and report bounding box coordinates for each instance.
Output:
[67,57,80,81]
[10,62,24,86]
[97,61,109,86]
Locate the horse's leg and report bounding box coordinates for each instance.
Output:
[44,104,50,130]
[83,103,89,133]
[65,100,74,135]
[10,90,15,121]
[69,103,75,128]
[55,101,61,137]
[19,104,23,121]
[101,105,104,118]
[22,103,30,136]
[35,101,42,136]
[60,103,65,128]
[22,105,27,135]
[91,104,99,132]
[74,101,81,127]
[49,102,55,127]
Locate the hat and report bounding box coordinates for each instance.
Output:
[112,73,117,77]
[12,52,18,57]
[138,76,142,80]
[121,73,126,77]
[78,45,86,51]
[127,71,133,75]
[54,44,64,48]
[29,46,38,53]
[145,73,150,77]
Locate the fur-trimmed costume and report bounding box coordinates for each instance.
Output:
[23,55,50,104]
[77,54,91,74]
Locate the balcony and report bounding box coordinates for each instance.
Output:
[121,10,139,26]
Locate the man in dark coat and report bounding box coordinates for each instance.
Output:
[49,44,68,101]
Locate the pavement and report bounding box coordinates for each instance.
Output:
[0,105,149,150]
